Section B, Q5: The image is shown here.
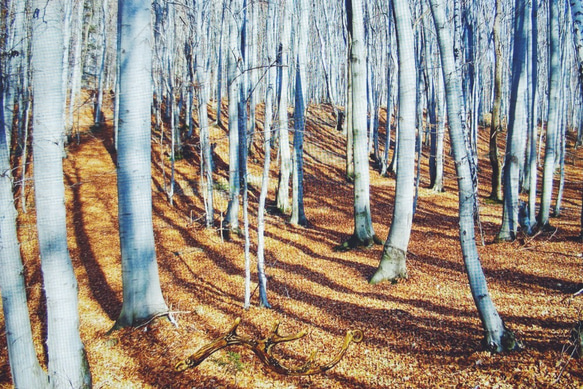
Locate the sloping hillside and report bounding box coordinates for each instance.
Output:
[1,99,583,388]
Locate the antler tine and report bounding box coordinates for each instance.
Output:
[268,320,307,344]
[175,317,245,372]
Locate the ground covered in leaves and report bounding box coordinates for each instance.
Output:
[1,99,583,388]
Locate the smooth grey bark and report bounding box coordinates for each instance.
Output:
[290,0,309,227]
[370,0,416,284]
[341,0,378,248]
[276,0,292,214]
[194,1,214,228]
[0,76,48,389]
[114,0,168,329]
[94,0,108,126]
[496,0,530,242]
[224,0,242,232]
[32,0,92,385]
[428,0,519,353]
[255,0,276,309]
[538,0,561,228]
[526,0,538,235]
[569,0,583,236]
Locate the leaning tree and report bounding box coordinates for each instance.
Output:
[428,0,520,352]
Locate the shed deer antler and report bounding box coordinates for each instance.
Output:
[175,317,363,376]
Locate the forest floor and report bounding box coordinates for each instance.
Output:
[1,97,583,388]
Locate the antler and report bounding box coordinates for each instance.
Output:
[175,317,363,376]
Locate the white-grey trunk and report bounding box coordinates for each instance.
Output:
[538,0,561,228]
[429,0,517,353]
[114,0,168,329]
[276,0,292,213]
[32,0,92,385]
[224,0,242,231]
[290,0,309,227]
[346,0,376,247]
[496,0,531,242]
[370,0,416,284]
[0,90,48,389]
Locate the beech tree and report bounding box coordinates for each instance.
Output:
[32,0,92,385]
[0,72,47,389]
[224,0,243,232]
[290,0,309,227]
[570,0,583,237]
[342,0,379,248]
[370,0,416,283]
[275,0,293,214]
[538,0,561,228]
[114,0,168,329]
[428,0,519,352]
[496,0,532,241]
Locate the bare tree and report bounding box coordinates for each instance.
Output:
[113,0,168,329]
[32,0,92,384]
[370,0,416,283]
[428,0,520,352]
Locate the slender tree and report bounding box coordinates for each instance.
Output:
[428,0,520,352]
[538,0,561,228]
[224,0,243,232]
[114,0,168,329]
[32,0,92,384]
[496,0,531,242]
[341,0,379,249]
[488,0,504,201]
[569,0,583,237]
[275,0,292,214]
[290,0,309,227]
[0,72,48,389]
[370,0,416,283]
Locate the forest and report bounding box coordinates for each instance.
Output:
[1,0,583,387]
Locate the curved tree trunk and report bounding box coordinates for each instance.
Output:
[428,0,519,353]
[370,0,416,284]
[114,0,168,329]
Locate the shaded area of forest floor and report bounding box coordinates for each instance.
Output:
[1,99,583,388]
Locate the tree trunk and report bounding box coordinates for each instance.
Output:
[496,0,531,242]
[428,0,519,353]
[569,0,583,236]
[489,0,503,202]
[276,0,292,214]
[344,0,378,248]
[114,0,168,329]
[290,0,309,227]
[32,0,92,384]
[0,67,48,389]
[224,0,243,232]
[538,0,561,228]
[370,0,416,283]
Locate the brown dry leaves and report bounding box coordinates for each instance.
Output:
[0,100,582,388]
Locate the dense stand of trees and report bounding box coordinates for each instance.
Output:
[1,0,583,384]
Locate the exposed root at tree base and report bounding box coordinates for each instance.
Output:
[334,234,383,252]
[369,245,408,284]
